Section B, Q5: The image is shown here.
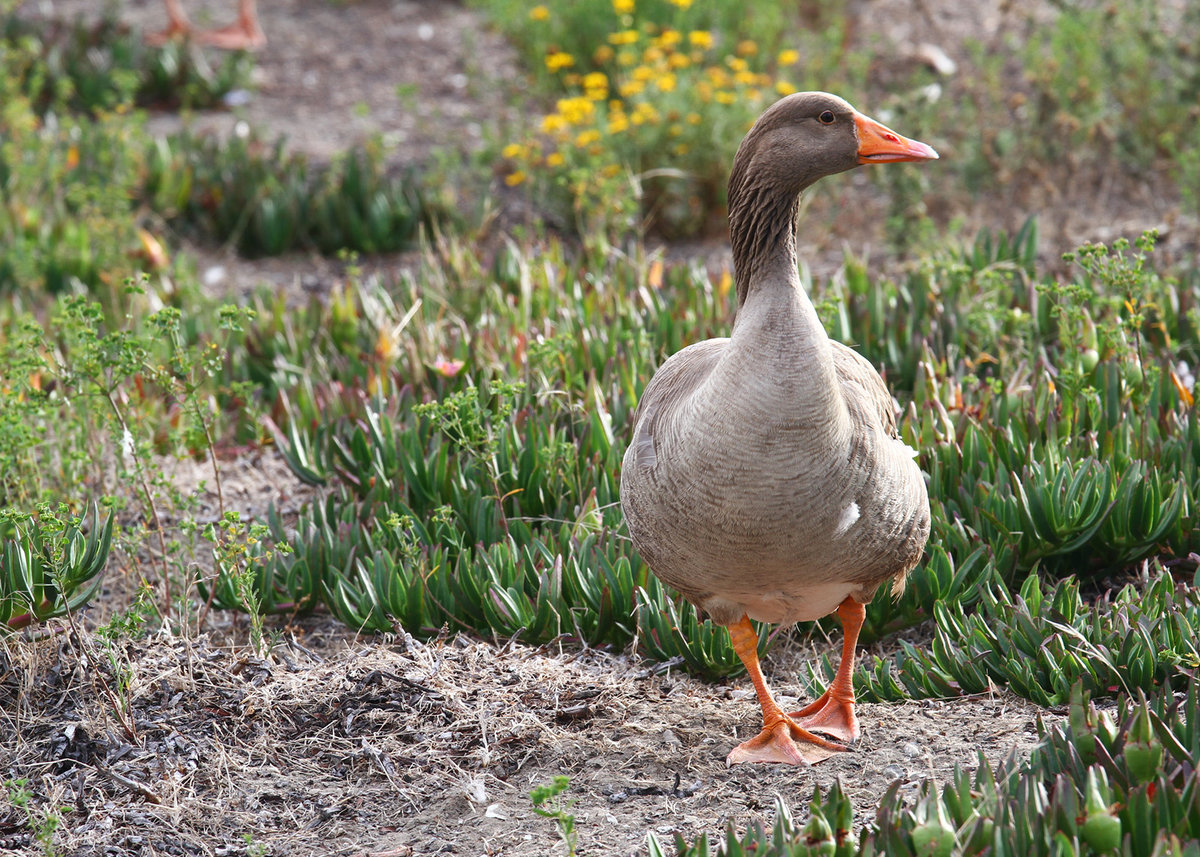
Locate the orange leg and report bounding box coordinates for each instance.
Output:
[195,0,266,50]
[725,615,847,766]
[145,0,192,45]
[788,597,864,743]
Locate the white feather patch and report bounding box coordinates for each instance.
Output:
[634,424,657,469]
[834,501,860,537]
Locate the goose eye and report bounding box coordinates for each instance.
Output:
[818,110,836,125]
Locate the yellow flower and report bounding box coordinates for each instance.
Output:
[613,0,634,12]
[618,79,646,97]
[715,90,736,104]
[673,143,690,156]
[642,46,664,63]
[775,80,797,95]
[617,49,637,66]
[668,0,693,8]
[656,72,677,92]
[529,5,550,21]
[726,56,748,72]
[734,69,758,86]
[602,164,623,178]
[668,52,691,69]
[546,152,565,167]
[593,45,615,64]
[608,112,630,133]
[688,30,713,49]
[575,130,601,147]
[506,170,527,186]
[777,48,799,65]
[541,114,568,133]
[633,65,655,82]
[706,66,731,86]
[501,143,525,159]
[736,39,758,56]
[631,102,659,125]
[556,96,595,124]
[609,29,640,46]
[686,111,701,124]
[584,72,609,100]
[668,123,683,136]
[656,29,682,48]
[545,51,575,73]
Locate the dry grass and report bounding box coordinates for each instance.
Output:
[2,614,1059,856]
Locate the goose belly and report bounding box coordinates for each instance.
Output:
[621,432,926,626]
[623,464,868,615]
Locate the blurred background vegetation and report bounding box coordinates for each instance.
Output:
[1,0,1199,853]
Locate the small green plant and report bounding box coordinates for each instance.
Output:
[242,832,269,857]
[2,9,254,115]
[531,775,578,857]
[46,289,256,619]
[200,511,292,652]
[1,503,113,632]
[650,786,856,857]
[142,130,429,258]
[0,61,146,296]
[4,778,66,856]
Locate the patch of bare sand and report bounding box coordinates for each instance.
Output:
[2,625,1056,856]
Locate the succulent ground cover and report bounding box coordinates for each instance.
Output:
[2,0,1199,854]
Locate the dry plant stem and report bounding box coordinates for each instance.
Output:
[191,398,227,634]
[92,761,161,804]
[193,398,226,519]
[56,598,139,743]
[195,563,223,633]
[1133,312,1148,456]
[103,389,172,623]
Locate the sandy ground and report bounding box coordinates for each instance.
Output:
[1,624,1058,856]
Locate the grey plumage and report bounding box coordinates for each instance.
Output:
[620,92,931,630]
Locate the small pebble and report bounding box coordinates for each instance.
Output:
[903,741,922,759]
[222,89,253,107]
[882,763,906,781]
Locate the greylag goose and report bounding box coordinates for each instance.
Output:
[147,0,265,50]
[620,92,936,765]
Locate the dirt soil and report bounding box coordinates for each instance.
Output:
[1,0,1173,855]
[1,624,1057,856]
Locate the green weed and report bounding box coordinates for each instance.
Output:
[4,778,66,856]
[2,8,253,116]
[143,131,429,258]
[531,775,579,857]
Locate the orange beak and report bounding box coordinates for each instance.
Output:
[854,113,939,164]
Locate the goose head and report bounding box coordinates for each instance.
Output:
[728,92,938,302]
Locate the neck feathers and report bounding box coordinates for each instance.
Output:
[729,180,801,306]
